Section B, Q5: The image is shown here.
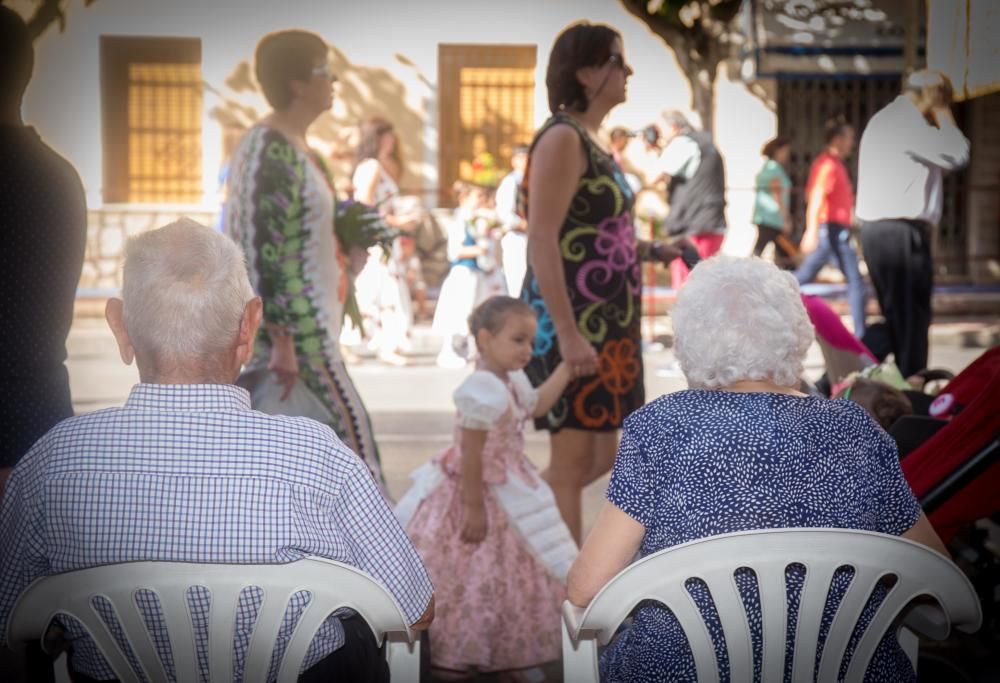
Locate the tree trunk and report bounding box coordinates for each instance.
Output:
[686,62,715,137]
[674,37,721,137]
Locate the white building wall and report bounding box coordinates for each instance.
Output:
[22,0,774,241]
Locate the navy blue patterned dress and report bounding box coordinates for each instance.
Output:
[602,390,921,682]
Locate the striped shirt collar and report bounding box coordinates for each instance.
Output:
[124,383,252,411]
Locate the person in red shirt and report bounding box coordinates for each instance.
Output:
[795,117,867,338]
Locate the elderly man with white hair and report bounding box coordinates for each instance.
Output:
[567,256,946,682]
[0,220,433,682]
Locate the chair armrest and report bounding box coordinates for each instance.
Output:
[561,601,601,683]
[900,603,950,640]
[562,601,587,642]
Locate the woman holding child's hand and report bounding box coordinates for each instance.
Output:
[519,22,690,543]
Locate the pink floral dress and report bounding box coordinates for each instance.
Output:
[394,370,577,673]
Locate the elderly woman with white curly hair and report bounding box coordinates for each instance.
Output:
[566,256,947,682]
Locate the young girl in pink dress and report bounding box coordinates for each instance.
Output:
[395,296,580,681]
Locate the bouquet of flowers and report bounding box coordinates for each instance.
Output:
[335,199,399,334]
[469,151,503,188]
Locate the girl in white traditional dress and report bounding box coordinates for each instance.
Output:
[432,182,507,368]
[396,296,580,681]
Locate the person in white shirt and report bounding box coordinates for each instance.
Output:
[855,70,970,376]
[495,145,529,296]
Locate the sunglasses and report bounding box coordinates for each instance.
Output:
[606,53,631,73]
[310,64,337,82]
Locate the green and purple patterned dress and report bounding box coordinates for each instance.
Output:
[225,126,384,489]
[519,113,644,432]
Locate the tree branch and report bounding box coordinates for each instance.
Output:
[24,0,67,40]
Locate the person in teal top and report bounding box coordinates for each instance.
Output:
[752,136,793,259]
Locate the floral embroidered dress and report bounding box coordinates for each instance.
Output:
[224,125,384,489]
[394,370,577,672]
[519,113,643,432]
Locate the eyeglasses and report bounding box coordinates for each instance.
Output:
[606,53,631,73]
[310,64,337,82]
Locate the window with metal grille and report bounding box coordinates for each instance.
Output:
[438,44,536,206]
[101,36,203,204]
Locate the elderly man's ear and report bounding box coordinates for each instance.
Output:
[105,298,135,366]
[238,297,264,366]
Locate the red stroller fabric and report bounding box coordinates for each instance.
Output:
[901,346,1000,542]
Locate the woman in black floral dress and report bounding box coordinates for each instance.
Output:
[519,22,686,542]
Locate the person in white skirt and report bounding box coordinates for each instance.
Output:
[431,182,506,368]
[396,296,581,680]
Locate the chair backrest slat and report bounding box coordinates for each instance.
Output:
[242,586,297,683]
[156,586,200,683]
[667,592,721,683]
[199,583,240,681]
[709,575,753,683]
[790,563,838,682]
[109,589,170,683]
[276,599,336,683]
[842,574,925,682]
[757,564,788,682]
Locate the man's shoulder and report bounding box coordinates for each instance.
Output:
[38,404,355,476]
[5,128,84,196]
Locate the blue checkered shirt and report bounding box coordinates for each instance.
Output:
[0,383,433,681]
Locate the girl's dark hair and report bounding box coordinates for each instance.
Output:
[255,30,327,110]
[545,22,620,115]
[468,296,535,337]
[761,135,790,159]
[355,117,393,160]
[355,116,402,175]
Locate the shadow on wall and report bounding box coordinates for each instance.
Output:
[206,44,425,194]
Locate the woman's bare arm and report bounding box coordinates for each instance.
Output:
[902,511,950,557]
[354,160,380,206]
[567,502,645,607]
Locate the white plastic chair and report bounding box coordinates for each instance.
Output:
[562,528,981,683]
[7,557,421,683]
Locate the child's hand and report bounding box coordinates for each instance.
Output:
[557,358,595,382]
[460,501,488,544]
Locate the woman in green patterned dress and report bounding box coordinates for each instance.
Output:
[520,22,686,542]
[225,30,384,490]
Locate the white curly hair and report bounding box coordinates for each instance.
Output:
[672,256,814,389]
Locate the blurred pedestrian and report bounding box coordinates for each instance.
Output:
[351,117,421,366]
[654,110,727,289]
[224,30,384,490]
[795,117,867,338]
[495,145,529,296]
[609,126,642,193]
[751,135,794,261]
[856,70,970,376]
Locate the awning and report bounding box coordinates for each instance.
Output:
[744,0,910,78]
[927,0,1000,100]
